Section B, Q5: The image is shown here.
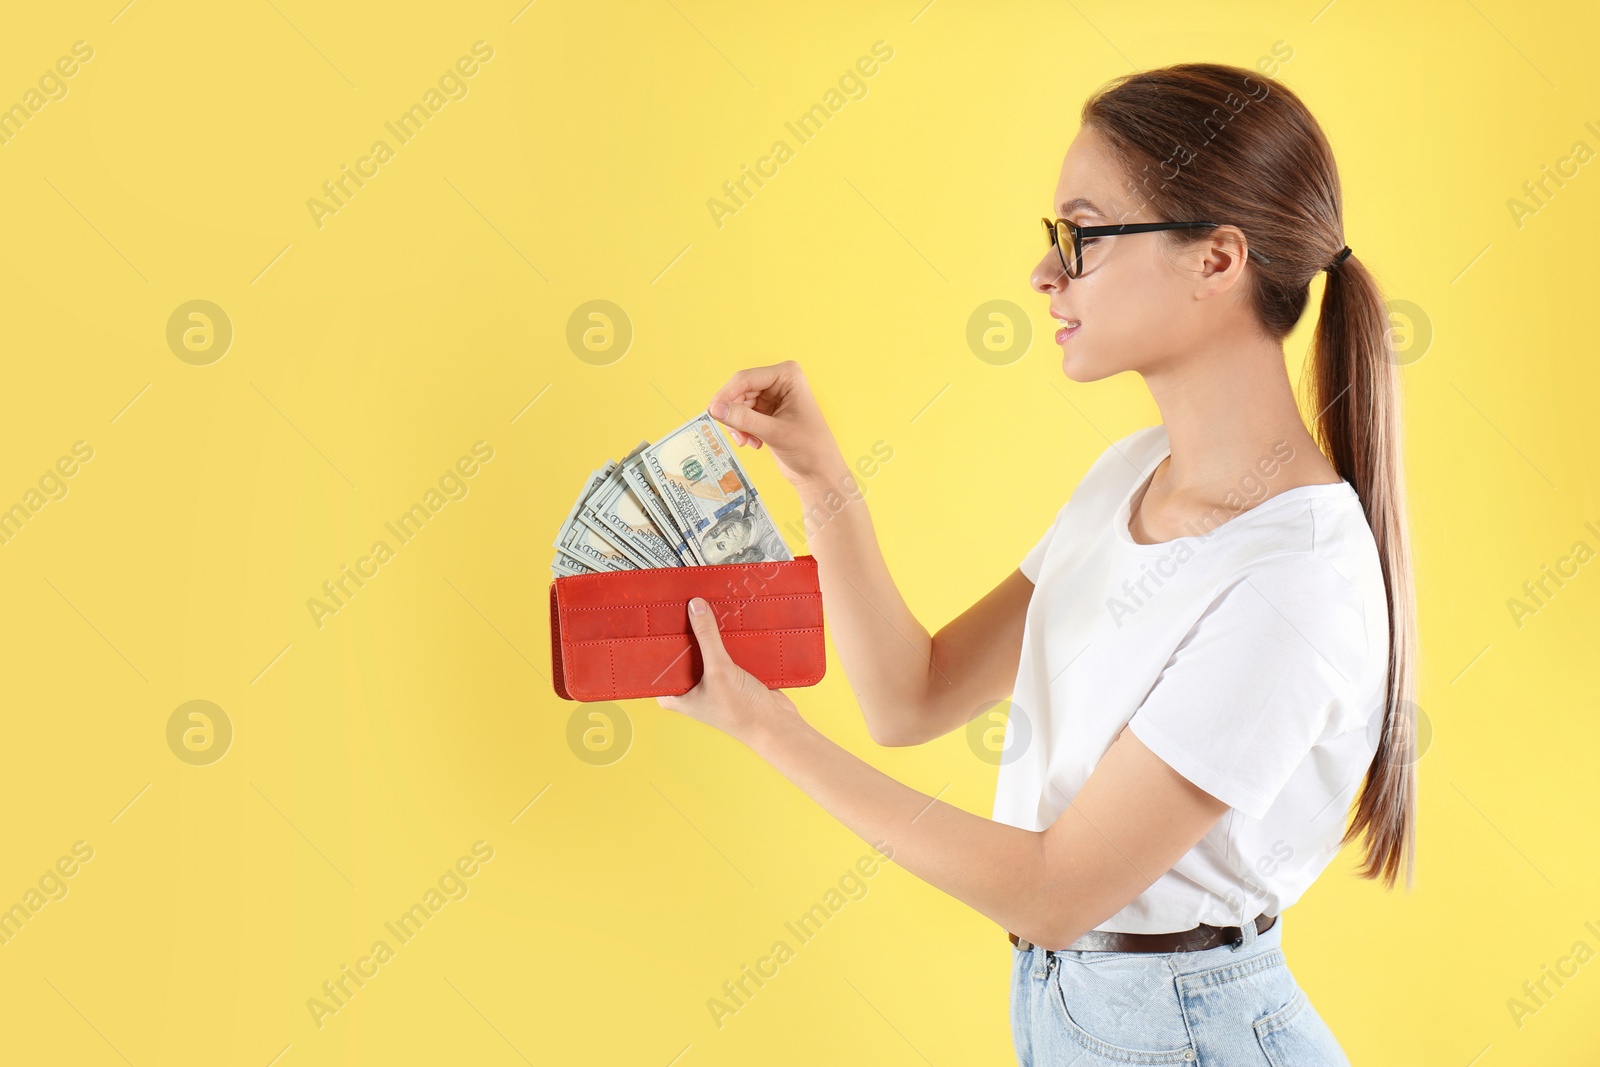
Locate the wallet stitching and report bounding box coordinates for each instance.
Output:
[558,600,817,636]
[563,630,824,698]
[562,628,822,646]
[560,594,818,610]
[593,668,826,700]
[554,556,814,588]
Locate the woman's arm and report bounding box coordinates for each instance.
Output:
[745,707,1229,949]
[706,362,1032,748]
[791,451,932,740]
[658,597,1232,949]
[796,455,1034,747]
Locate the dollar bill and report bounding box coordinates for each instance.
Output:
[579,459,685,569]
[551,554,595,579]
[552,463,643,572]
[620,457,695,564]
[550,413,793,579]
[561,440,694,570]
[551,444,686,576]
[639,410,792,566]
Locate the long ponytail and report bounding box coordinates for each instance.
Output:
[1310,254,1419,890]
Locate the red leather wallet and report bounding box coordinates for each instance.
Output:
[549,555,826,702]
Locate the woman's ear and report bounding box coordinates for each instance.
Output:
[1202,225,1253,276]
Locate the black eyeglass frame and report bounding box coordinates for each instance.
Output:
[1041,217,1271,278]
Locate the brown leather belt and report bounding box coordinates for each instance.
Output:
[1009,913,1277,954]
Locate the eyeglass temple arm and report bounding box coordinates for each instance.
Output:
[1071,220,1271,264]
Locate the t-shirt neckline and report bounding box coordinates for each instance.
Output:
[1115,437,1358,553]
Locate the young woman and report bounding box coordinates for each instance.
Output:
[658,61,1417,1065]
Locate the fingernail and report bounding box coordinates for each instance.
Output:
[689,597,707,615]
[710,401,727,419]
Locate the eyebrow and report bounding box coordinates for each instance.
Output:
[1057,197,1105,219]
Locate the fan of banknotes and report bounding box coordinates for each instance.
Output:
[551,409,794,578]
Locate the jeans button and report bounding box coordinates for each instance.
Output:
[1183,1050,1196,1061]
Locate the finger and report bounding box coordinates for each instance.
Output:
[708,398,780,443]
[708,364,787,409]
[657,689,697,713]
[683,596,731,668]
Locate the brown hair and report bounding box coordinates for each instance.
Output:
[1082,62,1418,889]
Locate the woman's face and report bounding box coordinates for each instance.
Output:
[1030,126,1248,383]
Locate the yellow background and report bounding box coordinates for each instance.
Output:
[1,0,1596,1063]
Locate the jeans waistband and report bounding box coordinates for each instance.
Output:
[1011,912,1278,957]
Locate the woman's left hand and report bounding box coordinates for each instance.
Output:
[656,596,801,744]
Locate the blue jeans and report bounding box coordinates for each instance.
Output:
[1010,914,1351,1066]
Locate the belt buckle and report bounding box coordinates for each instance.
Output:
[1013,934,1034,951]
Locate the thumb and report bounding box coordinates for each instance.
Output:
[708,400,779,442]
[685,597,731,666]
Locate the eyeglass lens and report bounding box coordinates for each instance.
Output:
[1046,218,1113,279]
[1043,218,1074,277]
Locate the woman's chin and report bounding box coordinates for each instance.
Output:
[1060,347,1115,383]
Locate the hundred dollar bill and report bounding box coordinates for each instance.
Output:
[553,463,643,572]
[551,554,595,579]
[553,466,607,558]
[578,446,684,569]
[621,457,694,564]
[553,440,682,573]
[569,447,662,572]
[640,410,792,566]
[582,479,684,568]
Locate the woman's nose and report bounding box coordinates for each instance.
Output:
[1031,250,1067,293]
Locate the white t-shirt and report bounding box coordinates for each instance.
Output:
[993,424,1391,933]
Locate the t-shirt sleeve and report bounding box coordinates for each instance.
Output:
[1124,554,1372,820]
[1019,511,1059,583]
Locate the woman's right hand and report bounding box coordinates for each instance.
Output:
[707,360,843,490]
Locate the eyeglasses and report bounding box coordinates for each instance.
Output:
[1041,216,1272,279]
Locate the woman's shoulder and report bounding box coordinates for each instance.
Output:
[1036,425,1166,528]
[1074,424,1168,496]
[1104,423,1168,469]
[1202,524,1387,669]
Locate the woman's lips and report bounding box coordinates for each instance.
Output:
[1055,323,1080,344]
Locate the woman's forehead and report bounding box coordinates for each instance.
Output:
[1055,137,1131,220]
